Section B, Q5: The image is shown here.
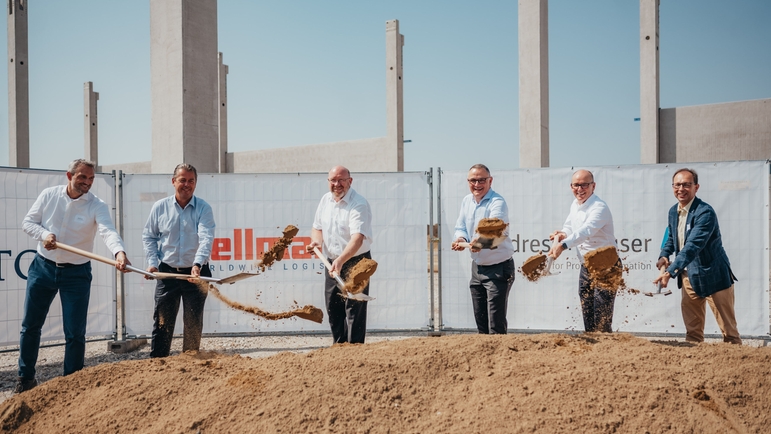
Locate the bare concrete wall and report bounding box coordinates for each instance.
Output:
[228,137,392,173]
[660,98,771,163]
[99,161,153,174]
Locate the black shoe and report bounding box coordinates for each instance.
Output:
[13,377,37,394]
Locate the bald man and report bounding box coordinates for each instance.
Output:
[548,170,619,333]
[308,166,374,344]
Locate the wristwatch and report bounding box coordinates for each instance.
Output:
[561,242,568,250]
[193,263,202,269]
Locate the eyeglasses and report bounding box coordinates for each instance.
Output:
[570,182,594,190]
[467,178,489,185]
[672,182,694,189]
[328,178,350,185]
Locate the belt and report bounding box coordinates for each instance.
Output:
[160,262,194,273]
[39,254,88,268]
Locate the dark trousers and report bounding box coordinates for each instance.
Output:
[325,252,371,344]
[150,263,211,358]
[578,264,617,333]
[470,258,515,334]
[18,254,92,379]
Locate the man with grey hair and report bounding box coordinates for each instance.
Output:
[451,164,515,334]
[143,163,215,357]
[17,159,131,393]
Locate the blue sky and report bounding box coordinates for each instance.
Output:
[1,0,769,172]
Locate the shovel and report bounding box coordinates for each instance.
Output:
[55,242,156,278]
[312,247,374,301]
[456,234,508,250]
[541,256,560,276]
[151,271,259,285]
[644,265,672,297]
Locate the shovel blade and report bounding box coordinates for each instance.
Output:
[215,272,260,285]
[346,292,375,301]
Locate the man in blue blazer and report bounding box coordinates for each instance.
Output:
[654,168,741,344]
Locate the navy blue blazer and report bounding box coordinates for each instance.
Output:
[658,197,736,298]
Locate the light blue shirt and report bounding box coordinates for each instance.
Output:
[454,189,515,266]
[142,195,215,269]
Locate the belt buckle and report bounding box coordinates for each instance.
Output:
[56,262,66,268]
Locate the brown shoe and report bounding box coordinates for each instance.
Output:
[13,377,37,394]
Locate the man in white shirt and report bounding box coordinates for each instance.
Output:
[451,164,515,334]
[142,163,215,357]
[308,166,373,344]
[548,170,618,333]
[16,159,130,394]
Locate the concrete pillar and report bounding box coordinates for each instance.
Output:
[385,19,404,172]
[518,0,549,168]
[84,82,99,164]
[7,0,29,168]
[217,52,228,173]
[640,0,660,164]
[150,0,218,174]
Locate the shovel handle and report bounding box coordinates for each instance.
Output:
[54,242,154,278]
[313,247,347,290]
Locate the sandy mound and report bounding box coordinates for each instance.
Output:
[3,333,770,433]
[520,253,547,282]
[259,225,299,271]
[584,246,625,291]
[344,258,378,294]
[476,218,507,238]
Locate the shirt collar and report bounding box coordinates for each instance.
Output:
[576,193,596,209]
[476,189,495,205]
[678,198,695,214]
[174,195,197,210]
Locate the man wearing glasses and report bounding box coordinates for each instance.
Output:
[451,164,515,334]
[309,166,373,344]
[653,168,741,344]
[548,170,618,333]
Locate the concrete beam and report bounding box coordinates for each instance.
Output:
[218,52,228,173]
[640,0,660,164]
[7,0,29,168]
[150,0,219,174]
[107,338,147,354]
[229,137,392,173]
[518,0,549,168]
[385,20,404,171]
[84,82,99,164]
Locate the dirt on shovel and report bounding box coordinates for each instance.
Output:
[476,218,507,238]
[343,258,378,294]
[520,253,548,282]
[584,246,625,291]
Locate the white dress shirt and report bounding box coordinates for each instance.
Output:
[142,195,215,269]
[312,188,373,259]
[454,189,515,266]
[22,185,126,264]
[560,193,616,262]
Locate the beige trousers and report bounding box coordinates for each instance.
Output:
[681,273,741,344]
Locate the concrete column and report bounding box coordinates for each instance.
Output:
[518,0,549,168]
[150,0,218,174]
[7,0,29,168]
[217,52,228,173]
[640,0,660,164]
[385,19,404,172]
[84,82,99,164]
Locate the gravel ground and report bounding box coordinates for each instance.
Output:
[0,332,418,405]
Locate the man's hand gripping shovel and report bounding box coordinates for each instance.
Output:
[312,247,374,301]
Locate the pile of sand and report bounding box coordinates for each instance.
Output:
[2,333,770,433]
[584,246,625,291]
[520,253,548,282]
[344,258,378,294]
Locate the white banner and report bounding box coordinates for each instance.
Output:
[121,172,430,336]
[0,167,118,346]
[440,161,770,337]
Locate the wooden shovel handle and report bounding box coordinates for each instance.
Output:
[312,247,347,290]
[54,241,154,277]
